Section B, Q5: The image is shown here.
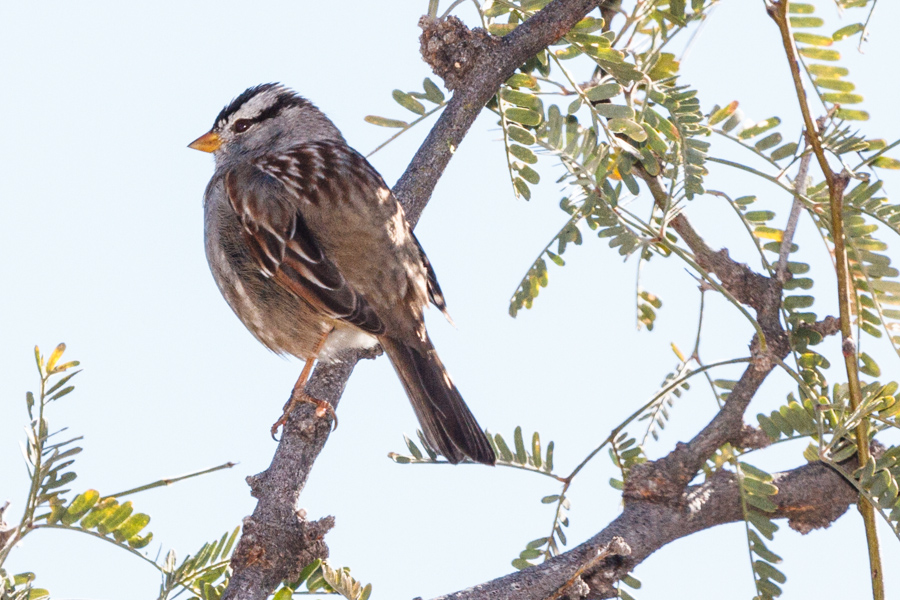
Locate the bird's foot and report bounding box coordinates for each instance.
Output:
[270,393,338,440]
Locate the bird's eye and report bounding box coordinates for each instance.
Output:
[232,119,252,133]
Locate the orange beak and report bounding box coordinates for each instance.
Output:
[188,131,222,153]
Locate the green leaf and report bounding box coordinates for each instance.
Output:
[754,560,787,583]
[506,73,538,89]
[494,434,514,462]
[755,133,782,151]
[554,45,581,60]
[502,88,541,109]
[586,83,621,102]
[545,440,554,472]
[872,157,900,170]
[745,493,777,512]
[739,117,780,139]
[45,372,80,396]
[404,435,422,460]
[516,164,541,185]
[836,109,869,121]
[821,92,863,104]
[608,119,647,141]
[709,101,739,125]
[742,477,779,496]
[514,426,527,464]
[422,78,445,103]
[790,16,823,27]
[793,32,833,46]
[640,146,660,176]
[509,144,538,164]
[747,510,779,540]
[272,588,293,600]
[531,432,543,468]
[46,344,66,373]
[97,501,133,534]
[771,142,799,161]
[519,548,542,560]
[593,104,635,119]
[814,78,855,92]
[745,210,775,222]
[48,386,74,402]
[391,90,425,115]
[798,47,840,61]
[860,352,881,377]
[505,107,542,127]
[514,178,532,200]
[507,125,536,145]
[757,414,781,440]
[364,115,408,128]
[753,226,783,241]
[784,295,815,310]
[788,3,815,14]
[740,462,774,482]
[61,489,100,525]
[294,559,323,587]
[526,536,549,549]
[787,261,809,274]
[541,495,560,504]
[81,498,118,529]
[44,470,76,489]
[572,16,605,32]
[757,579,783,597]
[808,64,849,77]
[833,23,864,41]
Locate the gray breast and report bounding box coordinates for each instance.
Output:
[203,175,324,357]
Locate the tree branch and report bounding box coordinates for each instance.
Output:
[430,461,857,600]
[222,4,860,600]
[222,2,604,598]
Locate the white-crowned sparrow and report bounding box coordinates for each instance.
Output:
[189,83,495,465]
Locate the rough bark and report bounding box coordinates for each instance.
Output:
[432,461,857,600]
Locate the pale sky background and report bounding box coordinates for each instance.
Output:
[2,1,900,599]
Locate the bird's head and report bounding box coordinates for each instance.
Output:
[188,83,344,165]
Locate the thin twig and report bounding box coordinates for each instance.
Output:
[107,462,238,498]
[768,2,883,597]
[775,144,811,281]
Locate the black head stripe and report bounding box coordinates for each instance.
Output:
[246,92,310,126]
[213,83,310,129]
[214,83,278,128]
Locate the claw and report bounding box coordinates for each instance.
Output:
[270,393,337,440]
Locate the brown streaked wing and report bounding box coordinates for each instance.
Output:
[224,169,384,335]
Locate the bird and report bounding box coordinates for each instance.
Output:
[188,83,496,465]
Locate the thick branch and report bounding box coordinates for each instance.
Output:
[430,461,856,600]
[627,167,791,499]
[222,2,604,598]
[399,0,603,225]
[638,166,782,322]
[222,359,360,600]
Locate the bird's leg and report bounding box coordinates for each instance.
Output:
[270,328,337,438]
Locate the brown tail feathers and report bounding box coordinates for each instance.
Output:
[381,336,495,465]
